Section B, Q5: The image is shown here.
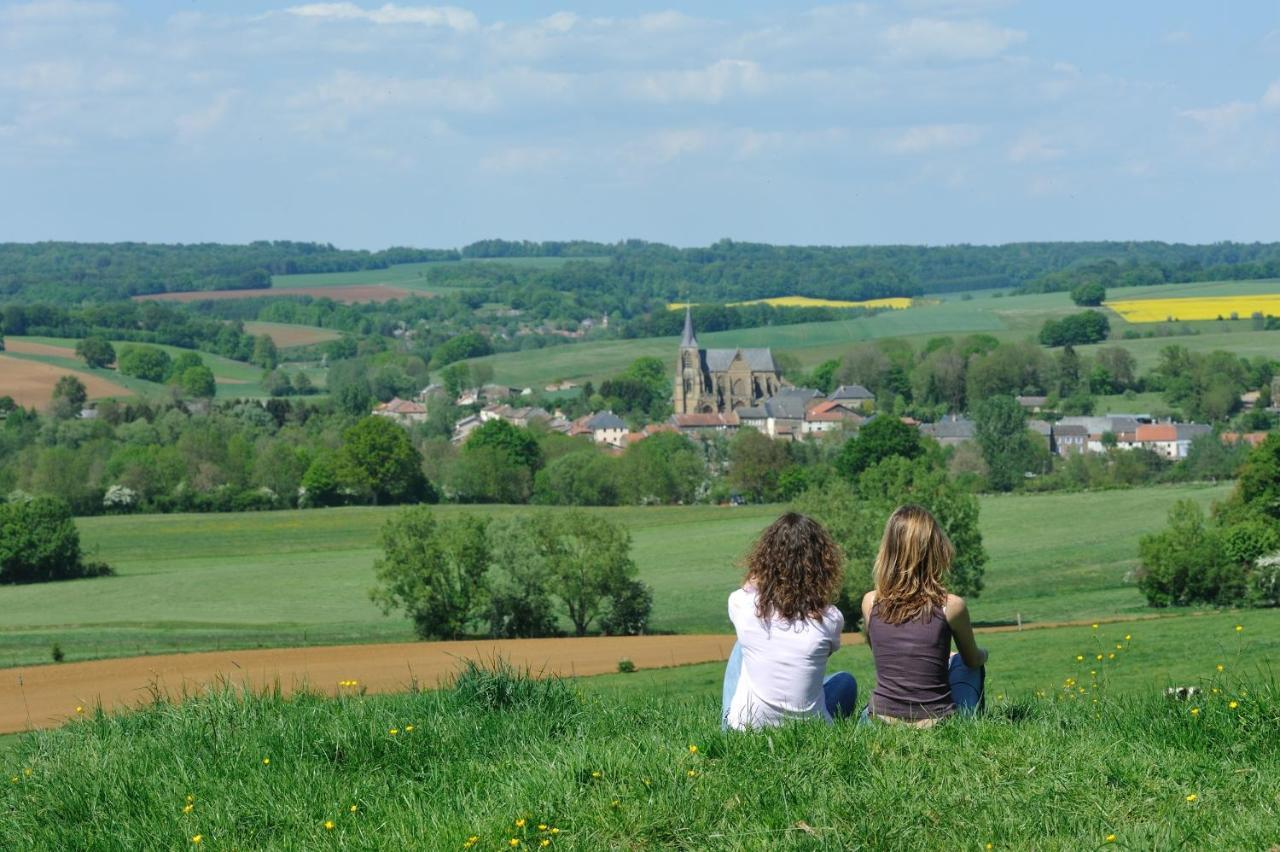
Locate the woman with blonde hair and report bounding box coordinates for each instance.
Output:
[861,504,987,725]
[721,512,858,730]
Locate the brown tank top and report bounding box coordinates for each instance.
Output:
[867,604,955,721]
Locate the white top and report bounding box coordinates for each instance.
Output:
[725,586,844,730]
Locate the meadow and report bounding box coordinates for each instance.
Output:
[460,278,1280,386]
[2,642,1276,849]
[668,297,914,311]
[2,336,326,401]
[0,484,1233,668]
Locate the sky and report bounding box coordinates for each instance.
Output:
[1,0,1278,249]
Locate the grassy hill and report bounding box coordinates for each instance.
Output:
[3,336,326,400]
[0,484,1232,668]
[2,645,1275,849]
[465,279,1280,386]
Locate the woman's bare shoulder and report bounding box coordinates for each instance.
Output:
[944,594,968,617]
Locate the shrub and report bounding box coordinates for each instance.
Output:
[600,578,654,636]
[0,497,112,584]
[616,657,637,673]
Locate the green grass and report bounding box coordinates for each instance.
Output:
[270,257,608,293]
[3,653,1277,849]
[6,336,327,399]
[0,485,1231,668]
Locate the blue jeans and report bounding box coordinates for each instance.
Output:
[720,643,858,727]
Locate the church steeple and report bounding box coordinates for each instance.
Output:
[680,305,699,349]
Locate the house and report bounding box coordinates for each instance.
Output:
[373,397,428,426]
[451,413,483,444]
[1016,395,1049,413]
[1053,423,1088,455]
[479,404,550,428]
[919,416,976,447]
[1134,423,1212,460]
[584,411,629,448]
[1056,415,1147,453]
[1241,391,1262,411]
[1028,419,1053,449]
[802,400,866,435]
[734,388,824,439]
[670,411,741,434]
[828,385,875,412]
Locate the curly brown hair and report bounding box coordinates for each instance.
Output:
[743,512,844,623]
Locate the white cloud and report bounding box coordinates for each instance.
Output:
[889,123,982,154]
[175,91,236,142]
[881,17,1025,61]
[1008,132,1064,163]
[284,3,477,31]
[1180,101,1256,132]
[1262,81,1280,111]
[1161,30,1191,45]
[631,59,766,104]
[479,145,568,174]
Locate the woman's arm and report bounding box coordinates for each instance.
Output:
[944,595,988,669]
[860,591,875,647]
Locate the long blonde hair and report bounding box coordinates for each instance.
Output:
[872,505,953,625]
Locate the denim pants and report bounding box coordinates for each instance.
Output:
[720,643,858,727]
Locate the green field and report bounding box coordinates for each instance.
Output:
[464,279,1280,386]
[6,336,326,400]
[0,484,1233,668]
[270,256,609,293]
[4,640,1277,849]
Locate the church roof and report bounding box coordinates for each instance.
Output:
[680,306,700,348]
[704,348,777,372]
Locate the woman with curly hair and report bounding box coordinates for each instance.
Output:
[721,512,857,729]
[861,504,988,726]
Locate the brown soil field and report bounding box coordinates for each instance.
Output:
[243,322,341,348]
[0,355,133,409]
[0,615,1177,735]
[3,339,77,359]
[0,634,747,734]
[134,285,414,304]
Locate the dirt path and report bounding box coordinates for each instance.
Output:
[0,614,1175,735]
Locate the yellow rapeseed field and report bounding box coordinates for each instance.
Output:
[1107,295,1280,323]
[667,296,912,311]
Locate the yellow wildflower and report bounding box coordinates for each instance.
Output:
[537,824,547,831]
[611,799,620,808]
[350,804,359,813]
[75,706,84,714]
[1108,653,1116,660]
[463,836,479,849]
[1105,834,1116,843]
[1216,664,1224,672]
[1124,634,1131,641]
[510,840,521,848]
[1096,654,1103,661]
[262,757,270,766]
[183,804,194,814]
[23,768,32,777]
[1091,623,1099,629]
[688,744,698,754]
[1186,793,1198,802]
[405,725,415,732]
[687,769,699,778]
[192,836,203,845]
[591,771,601,779]
[1235,624,1243,632]
[186,795,195,804]
[550,828,560,835]
[324,820,335,831]
[515,819,526,828]
[1075,655,1084,662]
[9,776,17,784]
[540,841,551,849]
[1229,701,1239,709]
[1115,644,1123,650]
[389,729,399,736]
[1190,707,1200,717]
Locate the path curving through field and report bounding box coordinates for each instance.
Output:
[0,634,749,734]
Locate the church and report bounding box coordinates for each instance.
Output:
[672,307,782,414]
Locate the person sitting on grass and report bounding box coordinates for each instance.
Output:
[861,504,988,727]
[721,512,858,730]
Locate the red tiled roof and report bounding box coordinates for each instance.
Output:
[1135,424,1177,442]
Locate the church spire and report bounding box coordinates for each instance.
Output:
[680,305,700,348]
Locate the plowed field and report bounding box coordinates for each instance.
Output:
[134,285,414,304]
[0,355,133,408]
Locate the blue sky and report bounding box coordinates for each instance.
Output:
[1,1,1277,248]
